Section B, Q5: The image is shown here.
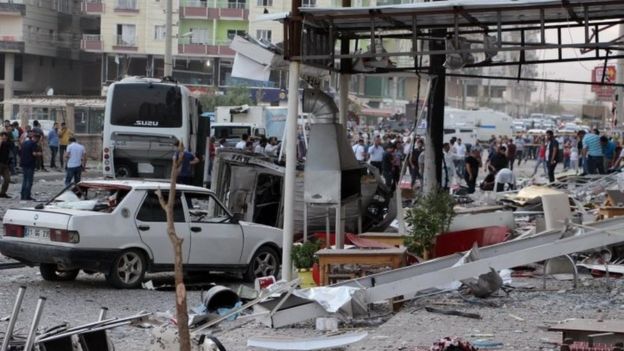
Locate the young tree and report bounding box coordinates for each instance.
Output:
[155,140,191,351]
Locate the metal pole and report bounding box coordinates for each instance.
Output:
[339,74,350,126]
[98,307,108,321]
[303,203,308,242]
[23,297,46,351]
[1,286,26,351]
[617,24,624,127]
[281,61,300,281]
[325,208,330,248]
[335,205,343,249]
[164,0,173,76]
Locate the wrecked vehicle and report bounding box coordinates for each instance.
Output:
[0,180,283,288]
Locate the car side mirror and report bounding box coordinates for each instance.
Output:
[230,213,241,224]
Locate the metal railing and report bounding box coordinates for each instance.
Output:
[82,34,101,41]
[180,0,247,8]
[178,37,232,46]
[115,35,137,47]
[115,0,137,10]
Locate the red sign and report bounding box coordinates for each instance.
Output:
[591,65,616,101]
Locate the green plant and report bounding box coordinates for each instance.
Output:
[404,190,455,257]
[291,241,321,269]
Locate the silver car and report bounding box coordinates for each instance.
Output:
[0,180,283,288]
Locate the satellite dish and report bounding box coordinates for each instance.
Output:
[46,87,54,96]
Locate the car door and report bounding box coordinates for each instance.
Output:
[135,190,191,265]
[183,192,244,265]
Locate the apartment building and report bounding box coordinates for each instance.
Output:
[0,0,100,119]
[446,31,539,117]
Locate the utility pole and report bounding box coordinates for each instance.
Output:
[164,0,173,76]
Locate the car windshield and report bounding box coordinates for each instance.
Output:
[49,184,131,212]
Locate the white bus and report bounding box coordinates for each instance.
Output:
[102,77,208,183]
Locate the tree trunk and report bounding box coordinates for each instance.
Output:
[157,140,191,351]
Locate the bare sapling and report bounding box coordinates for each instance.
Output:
[155,139,191,351]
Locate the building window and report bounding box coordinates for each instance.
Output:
[189,28,209,44]
[226,29,246,40]
[0,54,23,82]
[256,29,271,43]
[227,0,245,8]
[466,85,478,97]
[490,87,505,98]
[256,0,272,6]
[301,0,315,7]
[154,25,166,40]
[74,108,104,134]
[116,24,137,46]
[116,0,137,9]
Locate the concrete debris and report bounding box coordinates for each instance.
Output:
[246,331,368,350]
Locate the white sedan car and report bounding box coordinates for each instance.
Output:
[0,180,283,288]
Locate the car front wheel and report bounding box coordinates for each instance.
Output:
[244,246,280,282]
[106,250,146,289]
[39,263,79,281]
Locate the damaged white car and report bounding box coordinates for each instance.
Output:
[0,180,283,288]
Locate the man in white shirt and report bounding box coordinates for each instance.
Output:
[254,137,267,154]
[454,138,466,178]
[442,142,455,190]
[64,137,86,186]
[235,134,249,149]
[352,139,367,162]
[264,137,280,156]
[367,136,384,172]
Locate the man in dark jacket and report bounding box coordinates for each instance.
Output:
[381,143,395,190]
[546,130,559,183]
[0,132,12,198]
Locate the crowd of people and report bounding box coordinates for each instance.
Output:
[347,126,624,195]
[0,120,86,200]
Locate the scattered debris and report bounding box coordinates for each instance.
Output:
[246,331,368,350]
[424,306,482,320]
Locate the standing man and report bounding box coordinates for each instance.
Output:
[381,143,395,190]
[580,129,604,174]
[454,138,467,178]
[173,140,199,185]
[235,134,249,149]
[64,137,86,186]
[464,148,481,194]
[367,135,384,173]
[58,122,73,168]
[0,132,12,198]
[20,133,42,201]
[515,135,525,166]
[545,130,559,183]
[31,120,47,172]
[352,139,367,162]
[506,138,517,171]
[48,122,60,169]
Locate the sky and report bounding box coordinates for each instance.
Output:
[532,24,622,104]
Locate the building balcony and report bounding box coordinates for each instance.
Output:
[0,35,24,52]
[114,0,138,13]
[180,0,248,20]
[0,0,26,15]
[177,38,235,56]
[112,35,138,51]
[81,0,103,13]
[81,34,102,51]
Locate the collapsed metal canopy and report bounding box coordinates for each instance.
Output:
[279,0,624,75]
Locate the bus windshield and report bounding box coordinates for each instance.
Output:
[110,84,182,128]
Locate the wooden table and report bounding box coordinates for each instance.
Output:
[316,247,407,286]
[358,232,406,247]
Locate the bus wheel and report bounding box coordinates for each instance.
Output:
[115,163,134,178]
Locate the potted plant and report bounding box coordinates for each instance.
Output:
[292,240,321,288]
[404,189,455,259]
